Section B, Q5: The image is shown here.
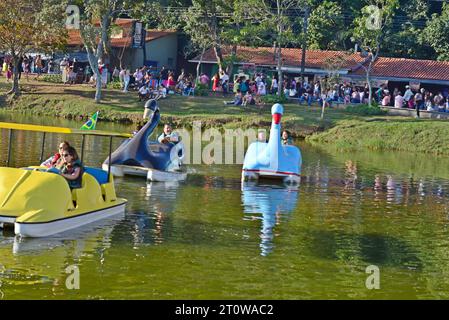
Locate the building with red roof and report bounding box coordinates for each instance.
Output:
[189,46,449,91]
[66,18,178,71]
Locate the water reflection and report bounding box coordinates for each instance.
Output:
[0,214,124,296]
[10,213,125,256]
[241,181,299,256]
[127,181,181,248]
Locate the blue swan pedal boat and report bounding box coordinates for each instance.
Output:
[242,103,302,184]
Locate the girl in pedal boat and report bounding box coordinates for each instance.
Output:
[59,146,84,189]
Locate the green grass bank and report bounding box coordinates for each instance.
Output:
[0,80,371,137]
[2,80,449,155]
[306,118,449,155]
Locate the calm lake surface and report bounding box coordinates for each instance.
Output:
[1,110,449,299]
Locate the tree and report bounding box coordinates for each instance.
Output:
[180,0,235,74]
[236,0,305,96]
[352,0,399,107]
[0,0,67,96]
[423,2,449,61]
[307,0,345,50]
[78,0,129,103]
[320,54,348,119]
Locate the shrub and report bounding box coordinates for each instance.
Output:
[108,80,122,90]
[261,94,287,104]
[344,104,387,116]
[194,82,209,96]
[40,74,62,83]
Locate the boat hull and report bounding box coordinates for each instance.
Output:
[14,200,126,238]
[103,164,187,182]
[242,169,300,184]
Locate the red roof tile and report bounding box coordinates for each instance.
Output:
[353,57,449,81]
[195,46,365,69]
[193,46,449,82]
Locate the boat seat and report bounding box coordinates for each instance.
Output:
[84,167,109,185]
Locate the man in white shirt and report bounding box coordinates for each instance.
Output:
[138,85,149,101]
[395,92,404,108]
[403,85,414,103]
[158,124,179,144]
[220,71,229,93]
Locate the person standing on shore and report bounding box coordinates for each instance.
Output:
[34,55,43,80]
[60,58,68,84]
[123,67,130,92]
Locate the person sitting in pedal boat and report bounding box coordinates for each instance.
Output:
[41,141,71,168]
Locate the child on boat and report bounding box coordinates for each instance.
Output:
[281,130,293,145]
[59,146,84,189]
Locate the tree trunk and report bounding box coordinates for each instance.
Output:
[277,45,283,96]
[226,45,237,78]
[8,56,20,96]
[366,60,373,107]
[196,47,206,83]
[213,45,224,73]
[87,51,101,103]
[300,6,310,83]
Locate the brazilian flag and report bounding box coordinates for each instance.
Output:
[80,111,99,130]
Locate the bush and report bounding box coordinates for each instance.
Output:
[344,104,387,116]
[261,94,287,104]
[108,80,122,90]
[40,74,62,83]
[194,82,209,96]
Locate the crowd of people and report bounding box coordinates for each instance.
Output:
[1,55,51,82]
[377,84,449,112]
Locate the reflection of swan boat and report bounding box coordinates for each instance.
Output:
[241,181,299,256]
[242,104,302,184]
[102,101,186,182]
[0,122,128,237]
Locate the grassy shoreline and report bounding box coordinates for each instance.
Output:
[2,80,449,155]
[0,80,367,137]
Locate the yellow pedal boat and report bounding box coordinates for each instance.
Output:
[0,122,130,237]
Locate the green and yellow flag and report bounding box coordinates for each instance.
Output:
[80,111,99,130]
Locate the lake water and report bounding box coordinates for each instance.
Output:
[1,111,449,299]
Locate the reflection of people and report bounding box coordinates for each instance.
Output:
[41,141,71,168]
[59,146,84,189]
[158,124,179,144]
[281,130,292,145]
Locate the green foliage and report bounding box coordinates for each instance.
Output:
[108,80,122,90]
[423,3,449,61]
[261,94,288,104]
[352,0,400,52]
[344,104,387,116]
[39,74,62,83]
[194,82,209,96]
[307,0,344,50]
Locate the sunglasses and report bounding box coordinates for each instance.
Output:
[62,154,71,157]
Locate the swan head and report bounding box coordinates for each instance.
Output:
[271,103,284,125]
